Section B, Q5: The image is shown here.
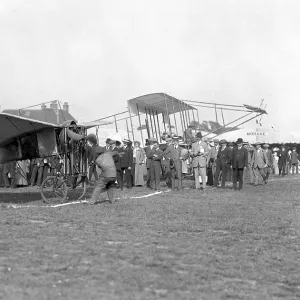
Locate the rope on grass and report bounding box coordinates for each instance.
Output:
[5,190,171,209]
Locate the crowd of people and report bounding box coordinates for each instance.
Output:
[0,157,63,189]
[0,131,298,202]
[86,131,300,204]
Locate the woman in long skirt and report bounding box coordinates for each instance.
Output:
[133,141,146,186]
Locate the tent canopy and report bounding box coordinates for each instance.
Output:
[216,127,300,144]
[128,93,196,116]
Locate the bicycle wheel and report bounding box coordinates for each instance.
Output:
[67,174,87,201]
[41,176,68,204]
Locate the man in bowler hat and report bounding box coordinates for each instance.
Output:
[231,138,248,190]
[213,139,231,188]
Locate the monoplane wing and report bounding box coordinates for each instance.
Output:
[0,113,57,147]
[77,120,113,129]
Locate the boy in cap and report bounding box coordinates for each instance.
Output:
[105,138,112,151]
[231,138,248,190]
[87,146,117,204]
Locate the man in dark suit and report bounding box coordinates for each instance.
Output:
[147,138,163,191]
[213,139,231,188]
[119,139,133,189]
[113,141,123,189]
[163,136,185,190]
[161,137,173,188]
[86,133,99,185]
[3,161,17,188]
[278,144,288,177]
[231,138,248,190]
[144,138,153,188]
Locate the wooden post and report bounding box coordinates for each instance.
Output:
[127,105,135,141]
[163,93,171,134]
[171,97,178,136]
[156,111,162,143]
[145,108,151,138]
[136,104,144,146]
[221,108,225,126]
[114,115,118,132]
[125,119,130,139]
[152,109,159,142]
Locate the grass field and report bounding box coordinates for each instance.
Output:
[1,175,300,300]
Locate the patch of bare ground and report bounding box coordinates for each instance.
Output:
[1,175,300,299]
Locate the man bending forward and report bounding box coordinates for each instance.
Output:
[88,146,117,204]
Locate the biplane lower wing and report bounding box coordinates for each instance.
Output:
[0,113,59,163]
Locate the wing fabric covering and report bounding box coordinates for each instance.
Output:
[0,113,59,163]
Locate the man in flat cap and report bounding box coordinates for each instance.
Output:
[87,146,117,204]
[105,138,112,151]
[146,139,163,191]
[251,141,268,185]
[231,138,248,190]
[163,136,187,190]
[213,139,231,189]
[263,143,273,181]
[191,131,209,190]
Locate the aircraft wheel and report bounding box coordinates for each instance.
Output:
[41,176,68,205]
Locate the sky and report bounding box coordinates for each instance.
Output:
[0,0,300,135]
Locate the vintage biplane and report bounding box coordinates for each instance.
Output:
[87,93,267,176]
[0,111,111,204]
[90,92,267,145]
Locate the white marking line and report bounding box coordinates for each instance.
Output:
[6,190,170,209]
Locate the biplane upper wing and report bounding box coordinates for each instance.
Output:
[0,113,57,147]
[127,93,196,115]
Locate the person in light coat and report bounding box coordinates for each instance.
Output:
[263,143,273,181]
[190,132,209,190]
[251,142,268,185]
[132,141,146,186]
